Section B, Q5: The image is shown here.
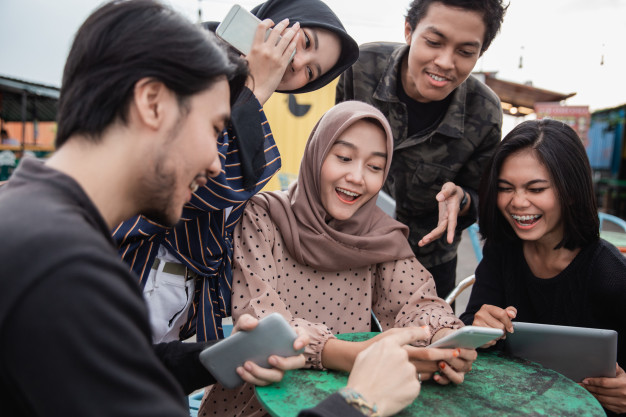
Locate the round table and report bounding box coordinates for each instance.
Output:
[256,332,605,416]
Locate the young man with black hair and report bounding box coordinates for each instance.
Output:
[337,0,507,301]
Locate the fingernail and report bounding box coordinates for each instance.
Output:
[439,362,446,369]
[582,380,589,385]
[453,349,459,358]
[434,374,440,381]
[268,356,277,366]
[244,362,253,371]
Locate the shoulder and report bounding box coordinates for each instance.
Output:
[352,42,402,74]
[463,75,502,112]
[591,239,626,275]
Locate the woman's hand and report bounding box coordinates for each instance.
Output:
[471,304,517,347]
[418,182,469,247]
[232,314,309,386]
[581,363,626,414]
[407,344,477,385]
[245,18,300,104]
[347,327,429,417]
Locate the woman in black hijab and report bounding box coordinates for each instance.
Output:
[205,0,358,95]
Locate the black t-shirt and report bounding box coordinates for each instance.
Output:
[396,74,453,138]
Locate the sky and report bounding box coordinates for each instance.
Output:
[1,0,626,113]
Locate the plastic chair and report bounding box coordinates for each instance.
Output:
[189,391,204,417]
[376,190,396,218]
[467,223,483,262]
[445,274,476,305]
[598,212,626,232]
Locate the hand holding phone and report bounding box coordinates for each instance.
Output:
[198,313,305,389]
[215,5,299,104]
[428,326,503,349]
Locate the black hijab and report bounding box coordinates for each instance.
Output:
[204,0,358,94]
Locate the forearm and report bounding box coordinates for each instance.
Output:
[321,338,367,372]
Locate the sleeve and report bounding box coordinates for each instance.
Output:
[113,215,169,286]
[459,241,507,325]
[298,393,365,417]
[153,341,217,395]
[231,202,335,370]
[372,257,463,345]
[112,90,280,285]
[455,109,502,229]
[335,67,354,104]
[2,258,191,417]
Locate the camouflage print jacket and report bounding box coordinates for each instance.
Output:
[336,42,502,268]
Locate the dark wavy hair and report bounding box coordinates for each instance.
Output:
[56,0,247,148]
[478,119,599,250]
[406,0,508,54]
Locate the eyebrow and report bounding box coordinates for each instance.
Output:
[425,26,481,49]
[497,179,550,187]
[334,139,388,159]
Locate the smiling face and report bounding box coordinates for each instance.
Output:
[140,79,229,226]
[402,3,485,103]
[319,119,388,221]
[497,149,564,246]
[277,27,341,91]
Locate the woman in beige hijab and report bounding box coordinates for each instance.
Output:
[203,101,476,416]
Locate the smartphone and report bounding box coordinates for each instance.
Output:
[216,4,269,56]
[427,326,503,349]
[198,313,304,389]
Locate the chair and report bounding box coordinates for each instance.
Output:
[598,212,626,232]
[467,223,483,262]
[376,190,396,218]
[189,391,204,417]
[445,274,476,305]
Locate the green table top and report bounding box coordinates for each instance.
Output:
[256,332,605,417]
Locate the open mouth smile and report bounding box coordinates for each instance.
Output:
[335,187,361,204]
[511,214,542,228]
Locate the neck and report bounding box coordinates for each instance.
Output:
[46,131,142,229]
[522,239,581,279]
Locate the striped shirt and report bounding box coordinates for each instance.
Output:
[113,96,281,342]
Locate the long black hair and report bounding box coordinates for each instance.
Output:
[479,119,599,249]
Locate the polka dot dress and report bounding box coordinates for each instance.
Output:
[199,201,463,416]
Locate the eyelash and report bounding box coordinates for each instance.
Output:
[425,38,476,57]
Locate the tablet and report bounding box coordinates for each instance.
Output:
[504,321,617,382]
[428,326,503,349]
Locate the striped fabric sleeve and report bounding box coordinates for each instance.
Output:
[113,97,281,287]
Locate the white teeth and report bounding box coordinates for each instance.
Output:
[511,214,540,221]
[190,182,199,193]
[336,187,360,197]
[429,74,446,82]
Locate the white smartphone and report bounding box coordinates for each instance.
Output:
[428,326,504,349]
[216,4,268,56]
[198,313,304,389]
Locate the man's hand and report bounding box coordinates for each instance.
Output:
[419,182,469,247]
[347,326,429,417]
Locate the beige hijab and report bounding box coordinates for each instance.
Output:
[251,101,414,271]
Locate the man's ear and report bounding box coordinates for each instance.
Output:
[404,21,413,45]
[133,78,168,130]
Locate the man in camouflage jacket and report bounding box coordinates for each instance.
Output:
[336,0,507,300]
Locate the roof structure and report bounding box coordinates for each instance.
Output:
[0,75,60,123]
[474,72,576,117]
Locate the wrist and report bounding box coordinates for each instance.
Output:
[338,387,380,417]
[458,188,469,212]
